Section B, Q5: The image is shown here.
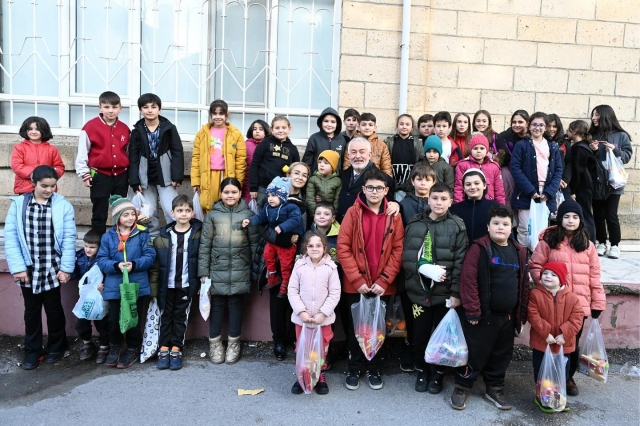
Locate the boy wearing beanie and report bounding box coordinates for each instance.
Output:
[243,176,304,298]
[528,261,583,412]
[424,135,454,190]
[454,134,505,204]
[96,195,156,368]
[306,150,343,214]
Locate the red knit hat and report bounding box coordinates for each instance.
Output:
[469,134,489,151]
[542,261,568,286]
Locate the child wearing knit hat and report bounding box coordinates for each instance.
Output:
[306,150,343,215]
[243,176,304,298]
[423,135,454,190]
[528,261,583,413]
[454,134,505,204]
[96,195,156,369]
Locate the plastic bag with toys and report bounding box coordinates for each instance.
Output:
[385,295,406,338]
[579,318,609,383]
[424,308,468,367]
[351,295,386,361]
[295,324,325,394]
[536,344,568,412]
[131,192,154,224]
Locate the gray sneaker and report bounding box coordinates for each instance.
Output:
[607,245,620,259]
[596,243,607,256]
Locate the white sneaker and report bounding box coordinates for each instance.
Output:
[596,243,607,256]
[608,245,620,259]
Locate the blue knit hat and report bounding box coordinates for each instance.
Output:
[266,176,290,205]
[424,135,442,156]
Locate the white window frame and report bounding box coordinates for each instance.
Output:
[0,0,342,143]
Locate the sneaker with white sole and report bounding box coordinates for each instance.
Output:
[596,243,607,256]
[607,245,620,259]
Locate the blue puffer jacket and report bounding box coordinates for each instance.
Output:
[72,249,98,280]
[247,201,304,235]
[510,138,563,212]
[4,193,76,276]
[97,224,156,300]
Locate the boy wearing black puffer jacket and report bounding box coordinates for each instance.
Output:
[302,107,347,172]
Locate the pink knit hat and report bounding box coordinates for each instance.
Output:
[469,134,489,150]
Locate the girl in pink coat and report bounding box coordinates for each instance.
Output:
[288,230,341,395]
[529,200,606,397]
[454,134,505,204]
[242,119,270,203]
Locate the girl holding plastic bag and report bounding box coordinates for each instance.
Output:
[529,200,605,396]
[588,105,633,259]
[198,178,258,365]
[528,262,583,412]
[288,231,341,395]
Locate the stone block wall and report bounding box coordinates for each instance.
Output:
[338,0,640,238]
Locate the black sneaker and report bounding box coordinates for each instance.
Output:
[96,346,109,364]
[428,371,445,394]
[116,348,139,369]
[450,387,468,410]
[291,380,304,394]
[400,342,414,372]
[79,341,96,361]
[22,357,39,371]
[44,352,64,364]
[345,370,360,390]
[415,369,429,392]
[315,370,329,395]
[105,344,121,367]
[485,387,512,410]
[274,343,286,361]
[366,370,383,390]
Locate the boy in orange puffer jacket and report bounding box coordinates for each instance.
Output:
[528,261,583,412]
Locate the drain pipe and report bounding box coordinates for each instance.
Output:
[398,0,411,114]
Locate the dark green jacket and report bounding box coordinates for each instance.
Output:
[306,171,342,214]
[429,157,455,190]
[402,210,468,307]
[198,199,259,295]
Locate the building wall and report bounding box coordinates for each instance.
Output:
[338,0,640,238]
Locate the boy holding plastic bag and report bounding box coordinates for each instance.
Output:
[72,230,109,363]
[337,169,404,391]
[453,205,529,411]
[402,182,468,395]
[528,262,583,412]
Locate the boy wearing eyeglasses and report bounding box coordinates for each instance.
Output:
[337,168,404,391]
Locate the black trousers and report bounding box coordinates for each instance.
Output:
[455,313,515,390]
[269,285,293,345]
[108,297,145,349]
[413,303,448,372]
[344,293,391,373]
[575,190,596,244]
[209,294,244,338]
[22,286,68,362]
[75,317,109,346]
[398,290,415,346]
[532,348,570,384]
[159,288,192,349]
[569,316,587,378]
[593,194,621,246]
[90,172,129,235]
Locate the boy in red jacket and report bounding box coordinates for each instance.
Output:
[75,91,130,235]
[337,168,404,391]
[528,261,583,412]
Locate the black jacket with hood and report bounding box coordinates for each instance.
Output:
[303,107,347,172]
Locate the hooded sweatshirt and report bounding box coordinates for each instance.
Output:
[302,107,346,172]
[249,135,300,191]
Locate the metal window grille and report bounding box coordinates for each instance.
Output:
[0,0,341,141]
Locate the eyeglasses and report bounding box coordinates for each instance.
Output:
[530,123,546,129]
[364,185,385,193]
[291,170,308,179]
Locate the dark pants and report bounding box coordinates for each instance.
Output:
[159,288,192,349]
[22,286,68,362]
[575,190,596,244]
[344,293,391,373]
[455,313,515,390]
[108,297,145,349]
[209,294,244,338]
[413,303,448,372]
[75,317,109,347]
[269,285,293,344]
[533,348,570,383]
[569,316,587,378]
[593,194,621,246]
[90,172,129,235]
[398,290,415,346]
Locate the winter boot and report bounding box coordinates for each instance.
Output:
[209,336,225,364]
[226,336,242,365]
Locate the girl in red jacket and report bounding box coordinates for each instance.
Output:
[10,117,64,194]
[529,200,606,397]
[288,230,341,395]
[450,113,471,160]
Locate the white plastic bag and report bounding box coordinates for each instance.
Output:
[295,324,325,394]
[248,199,259,215]
[606,148,628,189]
[193,192,205,221]
[72,265,108,320]
[140,297,160,363]
[527,198,550,252]
[579,318,609,383]
[131,192,154,223]
[424,309,468,367]
[536,345,568,412]
[351,295,386,361]
[200,278,212,321]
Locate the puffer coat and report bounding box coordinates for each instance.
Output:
[198,199,259,295]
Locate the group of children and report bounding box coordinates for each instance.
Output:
[6,92,616,412]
